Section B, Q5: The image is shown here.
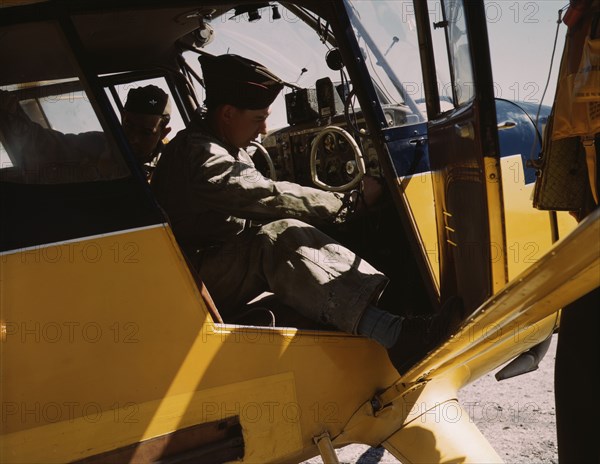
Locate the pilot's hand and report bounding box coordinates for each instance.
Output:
[355,175,384,214]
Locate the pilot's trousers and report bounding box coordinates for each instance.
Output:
[195,219,389,334]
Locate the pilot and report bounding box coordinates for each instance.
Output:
[151,54,450,374]
[0,85,171,180]
[120,85,172,172]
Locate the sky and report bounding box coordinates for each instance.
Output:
[484,0,568,106]
[369,0,569,108]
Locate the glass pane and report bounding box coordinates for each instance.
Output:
[106,77,186,138]
[184,4,343,131]
[104,76,186,175]
[444,0,475,106]
[344,0,432,127]
[428,0,456,111]
[0,22,129,184]
[39,92,102,134]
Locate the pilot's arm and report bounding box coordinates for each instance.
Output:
[182,137,362,225]
[0,89,109,180]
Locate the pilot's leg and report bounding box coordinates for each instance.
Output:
[197,218,388,334]
[258,218,389,334]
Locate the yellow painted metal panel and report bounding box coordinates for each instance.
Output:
[384,400,502,464]
[401,156,579,290]
[0,206,595,463]
[1,372,303,464]
[0,225,400,462]
[399,173,439,286]
[401,207,599,384]
[484,156,509,292]
[500,155,577,279]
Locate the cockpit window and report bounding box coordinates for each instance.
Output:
[0,22,129,184]
[344,0,430,127]
[443,0,475,106]
[345,0,460,127]
[183,3,345,130]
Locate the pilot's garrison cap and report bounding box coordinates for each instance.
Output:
[124,85,171,117]
[199,54,284,110]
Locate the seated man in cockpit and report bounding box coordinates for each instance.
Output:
[0,85,171,182]
[151,53,455,374]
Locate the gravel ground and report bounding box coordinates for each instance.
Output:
[303,335,558,464]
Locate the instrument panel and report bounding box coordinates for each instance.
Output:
[262,119,381,189]
[257,77,379,190]
[259,77,422,189]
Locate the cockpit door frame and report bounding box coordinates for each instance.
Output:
[414,0,508,311]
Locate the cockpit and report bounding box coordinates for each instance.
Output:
[1,1,442,326]
[0,0,559,327]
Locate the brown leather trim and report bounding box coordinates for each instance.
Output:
[178,242,223,324]
[199,279,223,324]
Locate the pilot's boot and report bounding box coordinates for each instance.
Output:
[387,297,464,375]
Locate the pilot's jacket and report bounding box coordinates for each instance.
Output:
[151,118,388,333]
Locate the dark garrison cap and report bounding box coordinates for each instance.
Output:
[124,85,171,117]
[199,54,284,110]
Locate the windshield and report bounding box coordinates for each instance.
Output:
[179,1,458,131]
[344,0,455,123]
[183,4,342,130]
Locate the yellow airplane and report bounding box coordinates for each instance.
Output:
[1,1,598,463]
